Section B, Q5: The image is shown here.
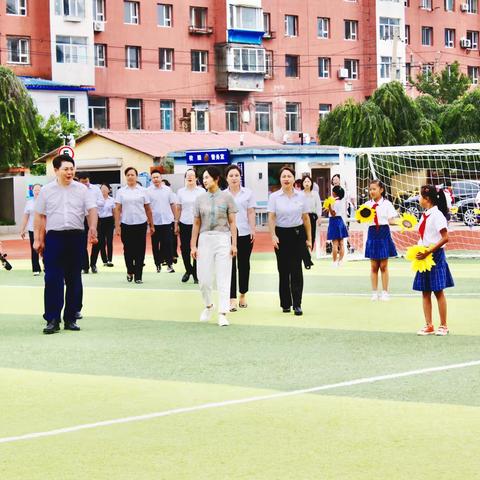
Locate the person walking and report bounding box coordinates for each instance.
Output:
[115,167,154,284]
[20,183,42,276]
[33,154,98,334]
[175,169,204,283]
[301,174,322,269]
[191,167,237,327]
[225,165,256,311]
[147,170,177,273]
[268,166,312,316]
[90,183,115,271]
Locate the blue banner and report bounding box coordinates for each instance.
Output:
[186,149,231,166]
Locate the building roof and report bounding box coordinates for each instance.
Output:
[20,77,94,92]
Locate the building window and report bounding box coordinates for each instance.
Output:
[467,30,479,49]
[422,63,434,79]
[344,59,359,79]
[445,28,455,48]
[232,47,266,73]
[7,37,29,64]
[466,0,478,13]
[6,0,27,15]
[445,0,454,11]
[124,1,139,24]
[318,57,330,78]
[160,100,174,130]
[88,97,108,129]
[468,66,479,84]
[379,17,400,41]
[159,48,174,70]
[405,62,411,79]
[192,101,208,132]
[265,50,274,78]
[127,99,142,129]
[157,3,172,27]
[263,12,271,36]
[191,50,208,72]
[230,5,262,30]
[285,55,299,77]
[319,104,331,119]
[421,27,433,46]
[380,56,392,79]
[93,0,105,21]
[225,102,239,131]
[286,102,300,132]
[94,44,106,67]
[60,97,76,121]
[405,24,410,44]
[285,15,298,37]
[56,36,87,64]
[190,6,207,28]
[344,20,358,40]
[420,0,432,9]
[56,0,85,17]
[125,46,140,69]
[317,17,330,39]
[255,103,271,132]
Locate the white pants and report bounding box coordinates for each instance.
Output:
[197,231,232,314]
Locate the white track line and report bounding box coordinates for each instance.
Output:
[1,359,480,445]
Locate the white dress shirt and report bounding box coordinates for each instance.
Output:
[176,186,205,225]
[24,198,36,231]
[115,185,150,225]
[330,198,346,218]
[365,197,397,225]
[35,180,96,232]
[98,196,115,218]
[87,183,105,209]
[417,206,448,247]
[228,186,256,237]
[303,191,322,217]
[268,189,308,228]
[147,184,176,225]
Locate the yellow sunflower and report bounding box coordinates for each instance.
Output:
[450,207,458,215]
[474,208,480,215]
[405,245,436,273]
[323,196,335,210]
[397,212,418,232]
[355,204,375,223]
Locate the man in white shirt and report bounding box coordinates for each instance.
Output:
[147,170,177,273]
[34,155,98,334]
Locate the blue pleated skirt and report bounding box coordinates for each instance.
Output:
[365,225,398,260]
[413,249,454,292]
[327,216,349,241]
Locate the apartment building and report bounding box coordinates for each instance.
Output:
[1,0,480,142]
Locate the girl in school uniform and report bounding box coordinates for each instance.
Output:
[364,179,398,301]
[414,185,453,336]
[326,185,349,267]
[20,183,42,275]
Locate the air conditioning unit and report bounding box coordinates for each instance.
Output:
[460,37,472,48]
[460,3,469,11]
[338,68,349,79]
[93,21,105,32]
[242,110,250,123]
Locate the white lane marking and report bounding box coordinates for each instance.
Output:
[1,359,480,445]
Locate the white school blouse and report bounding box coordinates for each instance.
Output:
[98,197,115,218]
[176,186,205,225]
[268,189,308,228]
[115,185,150,225]
[147,184,176,225]
[417,206,448,247]
[228,187,256,237]
[365,198,397,225]
[329,198,346,218]
[24,198,36,231]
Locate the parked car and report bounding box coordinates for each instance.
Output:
[455,197,480,226]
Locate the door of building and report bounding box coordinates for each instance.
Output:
[311,168,331,199]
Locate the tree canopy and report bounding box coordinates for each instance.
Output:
[35,114,84,157]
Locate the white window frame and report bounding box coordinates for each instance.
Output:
[468,66,479,85]
[93,0,105,21]
[380,56,392,79]
[159,48,174,71]
[263,12,271,36]
[126,99,142,130]
[230,5,262,31]
[467,30,479,49]
[157,3,172,27]
[318,57,330,78]
[284,15,298,37]
[344,20,358,40]
[286,102,300,132]
[192,101,209,132]
[191,6,207,29]
[6,0,27,15]
[7,37,29,64]
[59,97,76,122]
[88,97,108,129]
[124,1,139,24]
[422,63,434,79]
[444,0,454,11]
[265,50,274,78]
[160,100,174,131]
[379,17,400,41]
[421,26,433,46]
[225,102,239,131]
[94,44,106,67]
[231,47,266,73]
[420,0,432,9]
[445,29,455,48]
[319,104,331,119]
[255,103,271,132]
[56,36,87,64]
[191,50,208,72]
[317,17,329,39]
[344,59,359,79]
[405,24,410,44]
[285,55,299,77]
[125,46,140,69]
[56,0,85,18]
[466,0,478,13]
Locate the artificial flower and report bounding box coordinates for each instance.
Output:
[405,245,436,273]
[323,196,335,210]
[355,204,375,223]
[398,212,418,232]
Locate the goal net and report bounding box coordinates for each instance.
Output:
[340,144,480,258]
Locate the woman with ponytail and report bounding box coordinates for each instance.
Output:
[414,185,454,336]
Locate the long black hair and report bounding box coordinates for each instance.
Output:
[420,185,449,219]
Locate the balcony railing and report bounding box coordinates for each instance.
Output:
[189,25,213,35]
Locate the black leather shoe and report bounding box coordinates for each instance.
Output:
[156,265,161,273]
[43,321,60,334]
[82,269,89,274]
[127,273,133,282]
[193,277,199,284]
[106,262,114,267]
[135,279,143,284]
[181,273,190,283]
[282,308,291,313]
[64,322,81,331]
[91,265,98,274]
[75,312,83,320]
[294,307,303,316]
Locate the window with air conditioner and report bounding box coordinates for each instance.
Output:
[230,5,262,31]
[125,46,141,69]
[6,0,27,15]
[159,48,174,71]
[56,36,87,64]
[466,0,478,12]
[55,0,85,18]
[232,48,266,73]
[158,4,172,27]
[191,50,208,72]
[160,100,174,130]
[93,0,105,21]
[467,30,479,49]
[317,17,329,39]
[88,97,108,129]
[445,28,455,47]
[225,102,240,131]
[344,59,359,79]
[94,44,106,67]
[286,102,300,132]
[344,20,358,40]
[7,37,29,64]
[318,57,330,78]
[124,1,139,24]
[60,97,76,122]
[127,99,142,129]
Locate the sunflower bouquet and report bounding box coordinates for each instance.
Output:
[323,196,335,210]
[405,245,436,273]
[355,204,375,223]
[474,208,480,216]
[397,212,418,232]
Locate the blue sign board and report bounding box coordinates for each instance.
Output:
[186,149,231,166]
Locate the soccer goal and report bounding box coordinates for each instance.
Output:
[339,143,480,258]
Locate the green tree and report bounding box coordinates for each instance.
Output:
[35,114,84,157]
[410,61,471,104]
[0,66,39,168]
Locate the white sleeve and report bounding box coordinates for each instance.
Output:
[435,212,448,232]
[267,194,276,213]
[144,189,150,205]
[115,189,123,204]
[247,190,256,209]
[387,201,398,219]
[35,190,46,215]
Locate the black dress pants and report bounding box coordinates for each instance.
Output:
[151,224,173,267]
[230,233,253,299]
[82,219,90,271]
[28,230,41,272]
[302,213,316,268]
[275,226,305,309]
[91,216,114,266]
[121,222,147,281]
[179,222,197,277]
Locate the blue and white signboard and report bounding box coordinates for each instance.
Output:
[186,149,231,166]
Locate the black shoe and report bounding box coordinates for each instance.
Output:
[156,265,161,273]
[167,265,175,273]
[294,307,303,316]
[82,269,89,274]
[91,265,98,274]
[135,279,143,284]
[127,273,133,282]
[193,277,199,284]
[75,312,83,320]
[181,273,190,283]
[43,321,60,335]
[64,322,81,331]
[106,262,114,267]
[282,308,291,313]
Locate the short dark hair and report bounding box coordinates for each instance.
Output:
[124,166,138,176]
[301,174,313,190]
[77,172,90,180]
[332,185,345,200]
[279,166,295,178]
[369,179,387,198]
[162,179,171,187]
[151,169,162,176]
[100,182,111,192]
[184,169,196,178]
[225,164,241,177]
[331,174,341,186]
[203,166,222,183]
[53,154,75,169]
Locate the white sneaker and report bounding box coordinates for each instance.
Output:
[200,305,214,322]
[218,314,229,327]
[33,271,41,276]
[332,262,339,268]
[337,260,343,267]
[380,291,390,302]
[371,292,379,301]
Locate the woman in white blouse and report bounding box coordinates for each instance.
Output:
[20,183,42,275]
[301,175,322,269]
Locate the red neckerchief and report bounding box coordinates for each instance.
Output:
[372,202,380,230]
[419,212,430,240]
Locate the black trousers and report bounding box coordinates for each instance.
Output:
[82,219,90,271]
[91,217,114,266]
[151,224,173,267]
[171,222,178,260]
[28,230,41,272]
[302,213,317,268]
[121,222,147,280]
[179,222,197,277]
[230,233,253,299]
[275,226,305,309]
